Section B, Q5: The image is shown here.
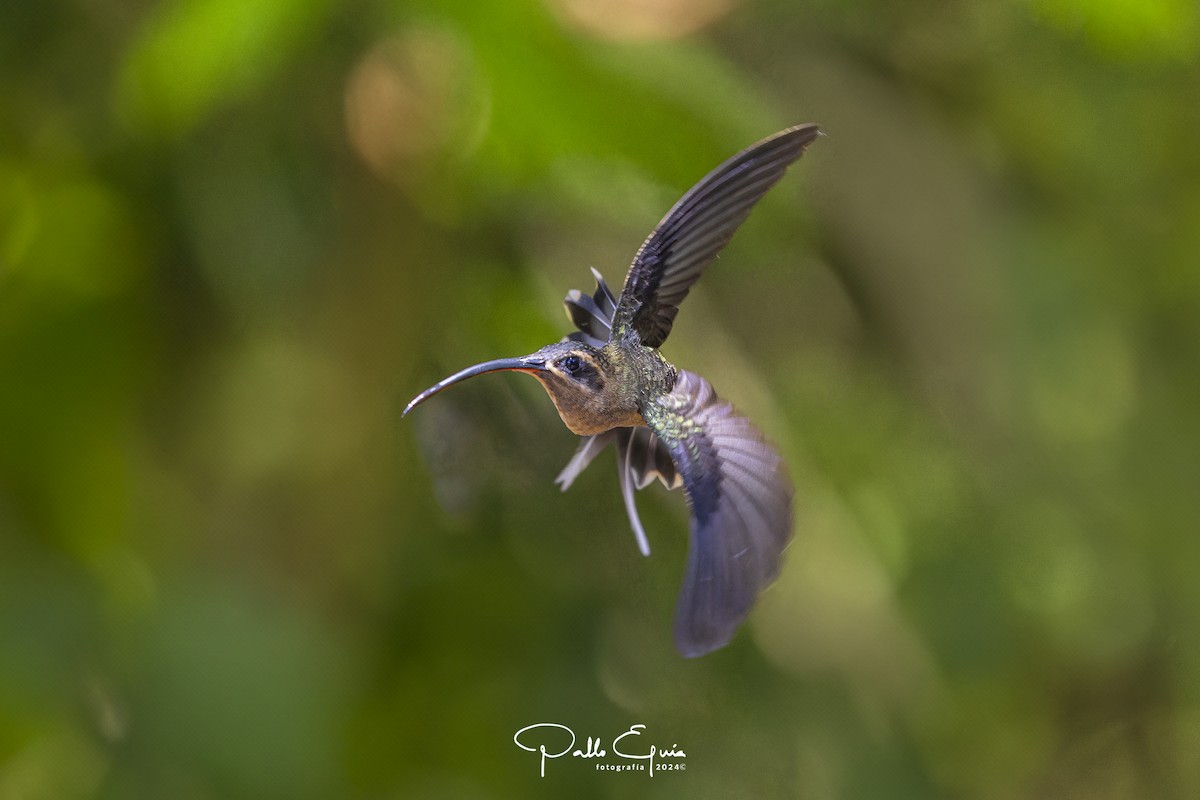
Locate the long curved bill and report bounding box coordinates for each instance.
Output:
[403,355,546,416]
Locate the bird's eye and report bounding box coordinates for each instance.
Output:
[562,355,582,373]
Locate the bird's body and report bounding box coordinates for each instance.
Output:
[405,124,821,656]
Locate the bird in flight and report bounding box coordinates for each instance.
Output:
[405,124,821,656]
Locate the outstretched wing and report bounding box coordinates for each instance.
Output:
[643,370,794,657]
[557,269,681,556]
[612,124,821,348]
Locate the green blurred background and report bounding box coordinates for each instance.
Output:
[3,0,1199,797]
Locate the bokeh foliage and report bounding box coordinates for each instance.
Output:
[2,0,1199,797]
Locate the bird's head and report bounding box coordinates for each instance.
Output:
[403,341,641,436]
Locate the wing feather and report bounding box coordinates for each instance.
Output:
[644,370,794,657]
[612,124,820,347]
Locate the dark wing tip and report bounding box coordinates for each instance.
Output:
[614,124,821,347]
[772,122,822,147]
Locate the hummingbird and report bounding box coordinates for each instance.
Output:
[405,124,820,656]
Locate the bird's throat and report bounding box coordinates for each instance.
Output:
[534,373,645,436]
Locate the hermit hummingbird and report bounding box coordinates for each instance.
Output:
[405,124,820,656]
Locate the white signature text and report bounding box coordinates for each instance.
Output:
[513,723,686,777]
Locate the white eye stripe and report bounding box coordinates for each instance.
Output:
[558,353,598,373]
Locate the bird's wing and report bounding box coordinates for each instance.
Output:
[563,267,618,348]
[611,124,820,348]
[643,370,794,657]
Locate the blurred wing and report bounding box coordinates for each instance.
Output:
[644,370,794,657]
[612,124,820,348]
